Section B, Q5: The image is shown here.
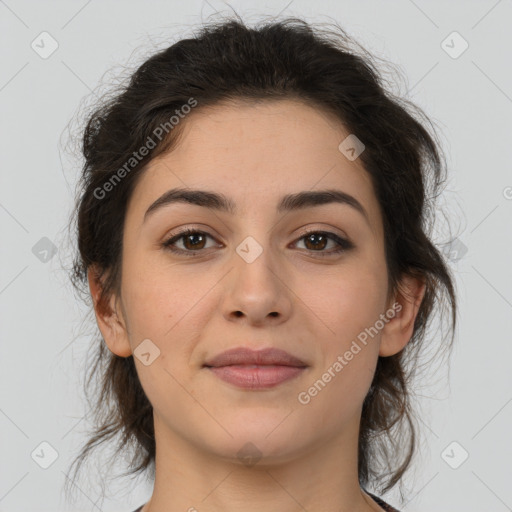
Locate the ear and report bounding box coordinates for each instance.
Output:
[379,274,426,357]
[87,265,132,358]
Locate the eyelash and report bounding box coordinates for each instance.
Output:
[162,228,354,257]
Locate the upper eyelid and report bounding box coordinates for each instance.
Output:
[165,222,348,240]
[165,226,345,240]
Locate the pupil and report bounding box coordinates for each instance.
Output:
[186,233,204,249]
[307,233,326,250]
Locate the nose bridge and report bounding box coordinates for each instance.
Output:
[223,231,292,323]
[234,232,280,295]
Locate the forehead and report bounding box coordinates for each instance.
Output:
[127,99,381,233]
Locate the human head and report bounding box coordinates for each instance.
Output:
[66,15,456,499]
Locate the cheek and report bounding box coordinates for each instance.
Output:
[303,261,388,343]
[120,254,219,348]
[121,277,174,341]
[297,260,387,407]
[297,269,385,417]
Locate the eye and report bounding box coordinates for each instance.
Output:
[162,228,220,256]
[162,228,354,257]
[292,230,354,256]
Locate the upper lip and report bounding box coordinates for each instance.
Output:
[203,347,308,368]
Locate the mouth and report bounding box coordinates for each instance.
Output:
[203,347,308,389]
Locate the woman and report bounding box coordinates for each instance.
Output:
[65,16,456,512]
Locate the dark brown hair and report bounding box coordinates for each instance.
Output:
[65,14,457,504]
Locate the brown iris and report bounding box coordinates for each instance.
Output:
[303,232,328,251]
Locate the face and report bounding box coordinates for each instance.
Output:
[97,99,410,465]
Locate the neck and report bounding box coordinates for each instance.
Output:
[140,413,384,512]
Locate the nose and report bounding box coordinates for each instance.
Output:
[222,241,293,327]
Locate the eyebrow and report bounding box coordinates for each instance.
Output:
[143,187,370,224]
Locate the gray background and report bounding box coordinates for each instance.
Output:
[1,1,511,511]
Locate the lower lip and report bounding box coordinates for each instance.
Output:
[206,365,306,389]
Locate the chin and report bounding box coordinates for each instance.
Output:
[200,419,312,466]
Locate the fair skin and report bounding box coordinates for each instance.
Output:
[89,99,425,512]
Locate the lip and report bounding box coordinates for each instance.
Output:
[203,347,307,368]
[203,347,308,390]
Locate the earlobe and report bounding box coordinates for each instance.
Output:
[379,274,426,357]
[87,266,132,358]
